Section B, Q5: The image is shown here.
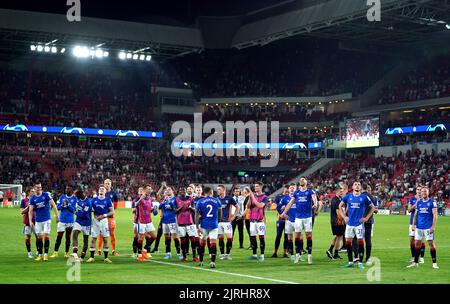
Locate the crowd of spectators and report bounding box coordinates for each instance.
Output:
[377,54,450,105]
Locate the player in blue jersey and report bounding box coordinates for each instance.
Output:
[407,186,439,269]
[272,185,289,258]
[281,177,318,264]
[87,185,114,263]
[28,183,59,262]
[407,186,426,263]
[195,186,222,268]
[278,183,296,260]
[338,181,375,269]
[159,186,181,260]
[97,179,119,256]
[72,189,92,261]
[50,186,77,258]
[216,185,238,260]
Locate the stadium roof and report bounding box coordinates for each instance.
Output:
[0,0,448,59]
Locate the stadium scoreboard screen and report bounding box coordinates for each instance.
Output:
[345,117,380,148]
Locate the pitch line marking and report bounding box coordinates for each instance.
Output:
[148,259,300,284]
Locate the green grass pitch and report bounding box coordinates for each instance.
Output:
[0,207,448,284]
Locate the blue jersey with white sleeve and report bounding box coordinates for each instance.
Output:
[57,194,77,223]
[75,197,92,226]
[91,197,113,216]
[29,192,53,222]
[195,196,221,230]
[416,199,436,230]
[408,196,418,225]
[341,193,373,226]
[293,188,316,219]
[159,197,177,224]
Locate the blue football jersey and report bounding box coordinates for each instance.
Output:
[57,194,77,223]
[159,197,177,224]
[91,197,113,216]
[217,195,236,222]
[408,196,418,225]
[29,192,53,222]
[75,198,92,226]
[341,193,373,226]
[195,196,221,230]
[416,199,437,230]
[293,188,316,219]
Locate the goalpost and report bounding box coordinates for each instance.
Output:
[0,184,23,207]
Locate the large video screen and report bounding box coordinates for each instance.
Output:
[345,117,379,148]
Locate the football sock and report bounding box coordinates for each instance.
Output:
[190,237,198,258]
[165,237,171,254]
[410,242,415,258]
[90,247,95,258]
[345,240,353,262]
[219,237,225,255]
[65,232,71,253]
[226,238,233,255]
[357,239,364,262]
[430,247,437,263]
[250,236,257,255]
[306,236,313,254]
[259,236,265,255]
[133,237,138,254]
[210,242,217,262]
[137,239,143,255]
[288,239,293,255]
[145,236,155,252]
[414,245,421,263]
[54,232,63,252]
[420,243,425,258]
[328,244,334,252]
[44,237,50,254]
[36,238,42,255]
[181,237,187,258]
[295,238,301,254]
[198,241,205,262]
[103,248,109,259]
[174,238,181,254]
[25,238,31,253]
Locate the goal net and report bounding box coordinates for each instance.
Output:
[0,184,23,207]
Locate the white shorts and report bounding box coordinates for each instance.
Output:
[137,223,156,234]
[57,222,74,232]
[294,217,313,233]
[415,228,434,241]
[91,218,110,238]
[201,228,218,240]
[73,222,91,236]
[285,220,295,234]
[35,220,51,235]
[409,225,415,237]
[178,224,198,237]
[345,224,365,239]
[23,225,34,236]
[162,223,178,235]
[218,222,233,235]
[250,221,266,236]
